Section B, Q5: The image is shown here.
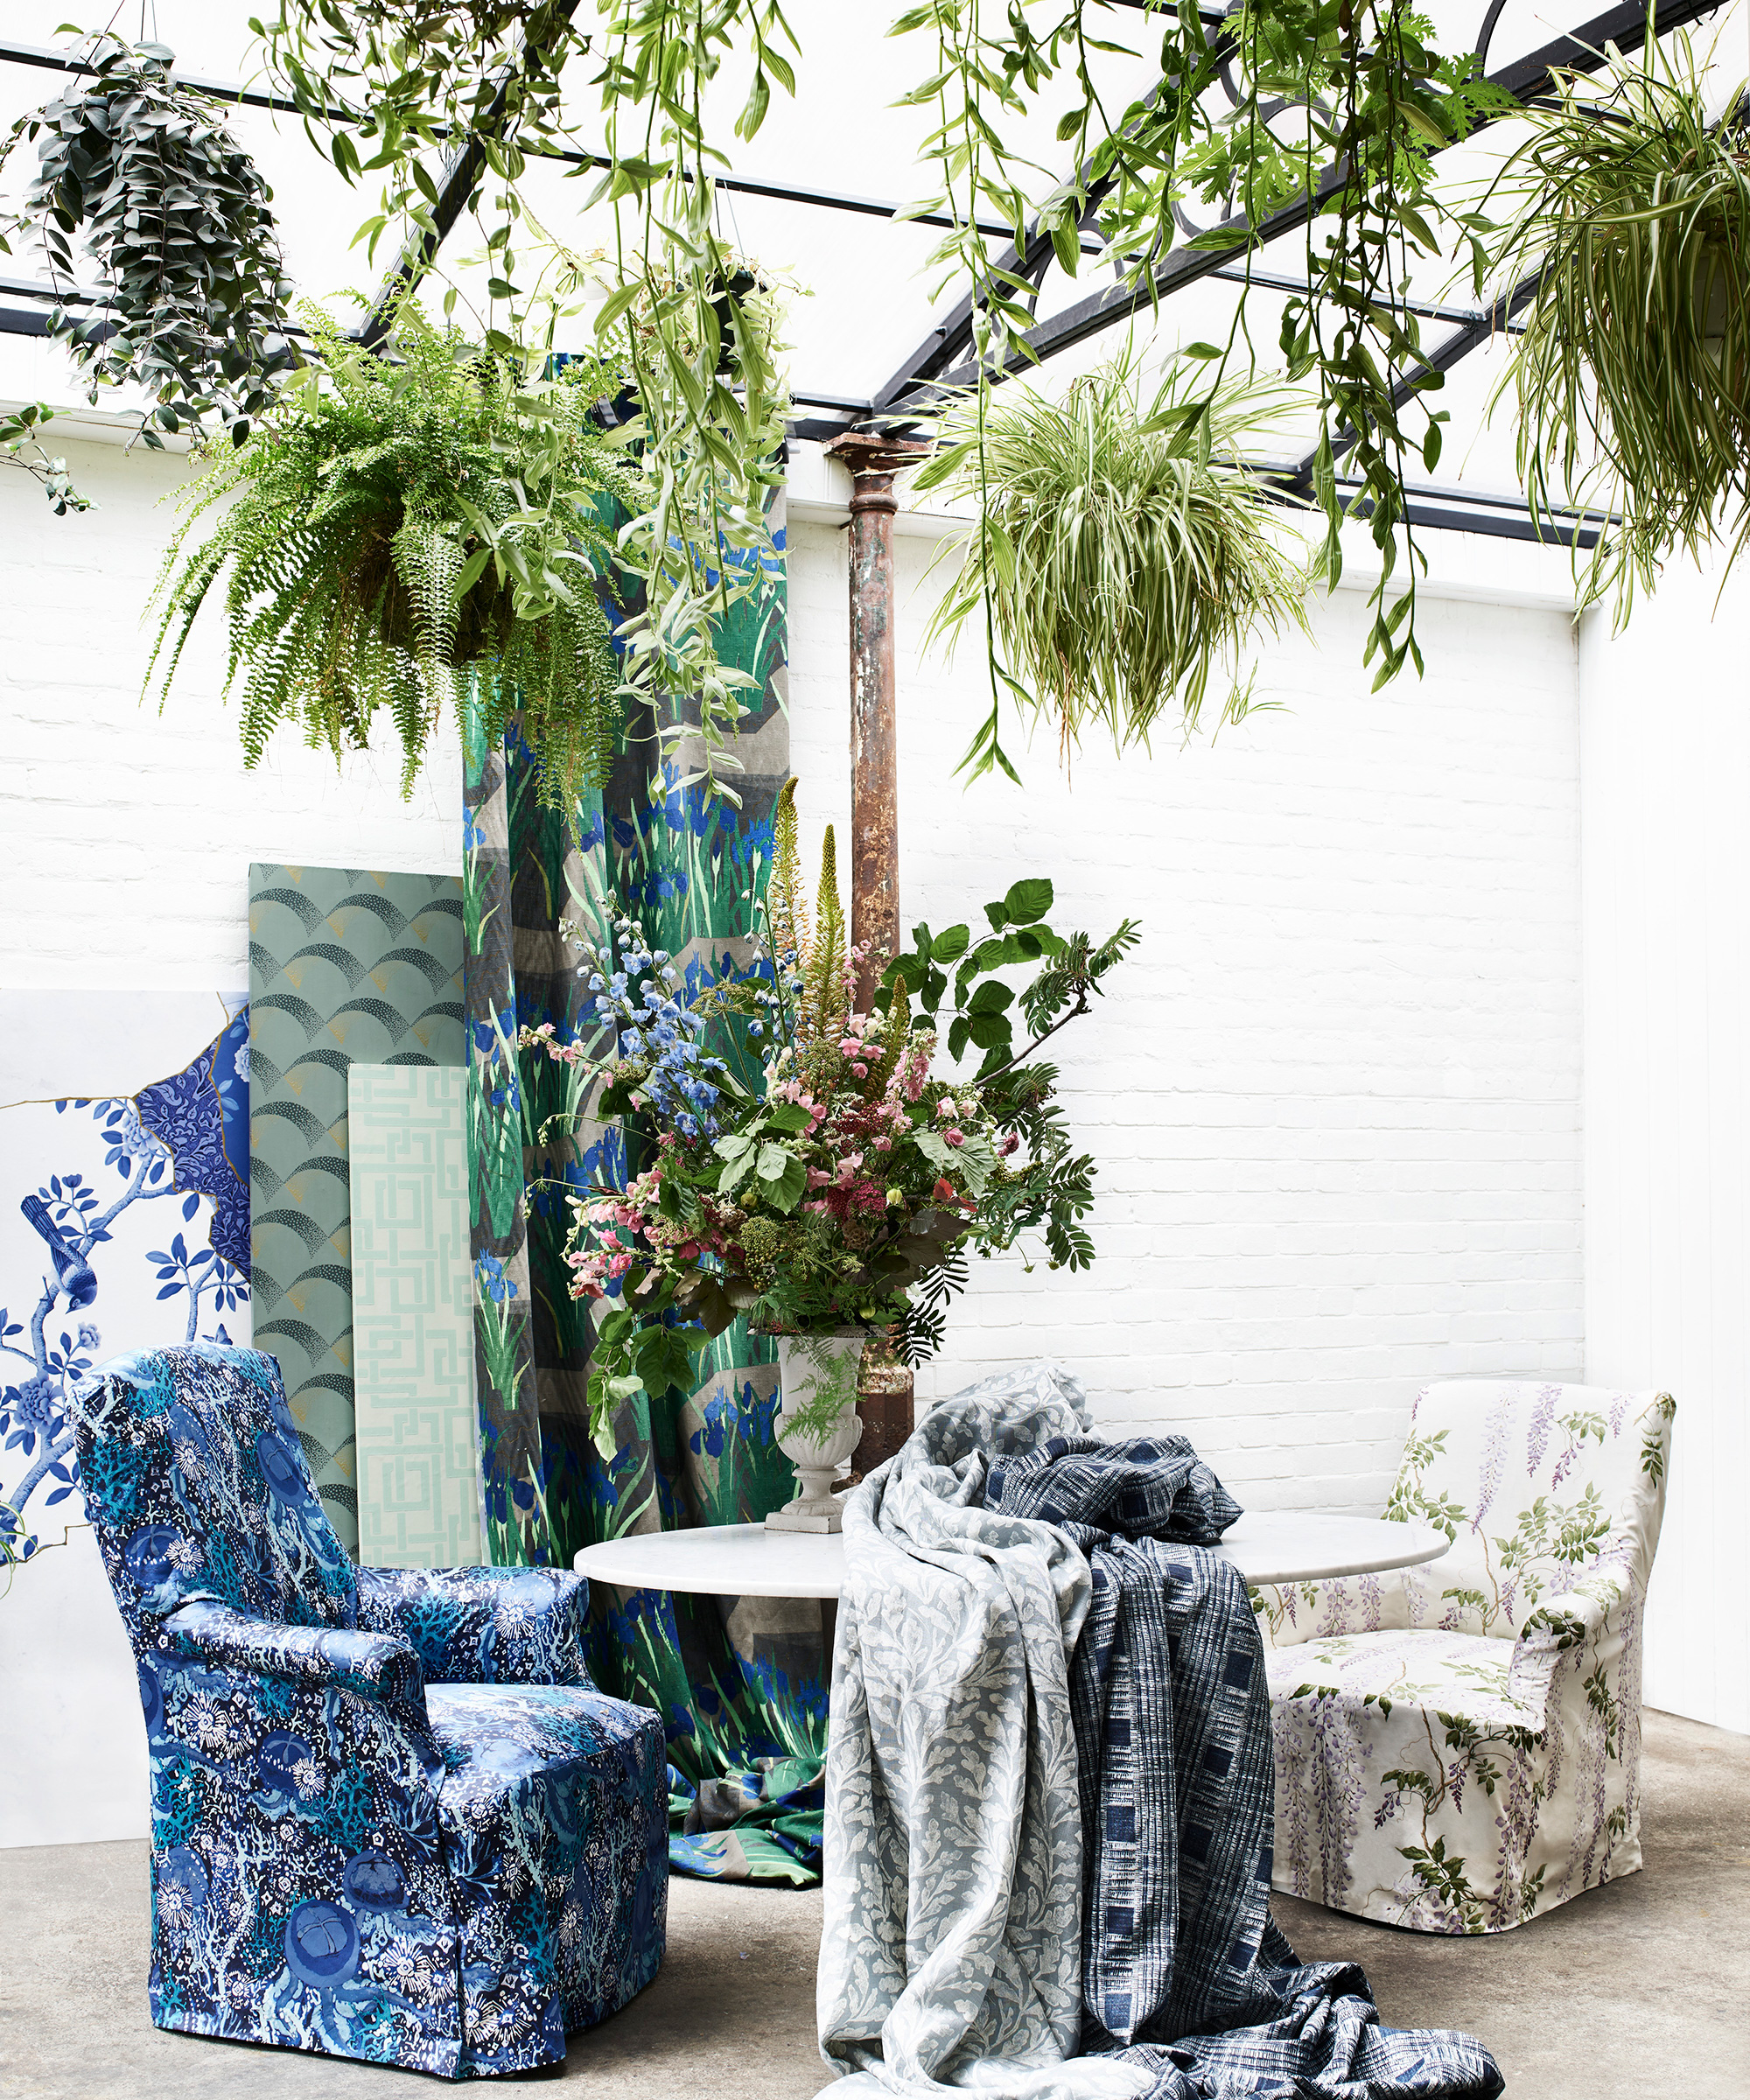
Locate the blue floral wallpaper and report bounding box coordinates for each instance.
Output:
[1,1001,251,1569]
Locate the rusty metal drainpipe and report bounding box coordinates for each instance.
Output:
[822,432,932,1013]
[822,430,931,1480]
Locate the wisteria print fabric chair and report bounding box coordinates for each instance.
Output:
[72,1343,668,2078]
[1256,1380,1674,1936]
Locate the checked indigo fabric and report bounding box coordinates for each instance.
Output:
[72,1343,668,2079]
[816,1364,1503,2100]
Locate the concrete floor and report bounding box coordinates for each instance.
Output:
[1,1709,1744,2099]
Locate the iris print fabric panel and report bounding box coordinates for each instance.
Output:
[460,709,548,1567]
[347,1066,484,1569]
[249,866,466,1556]
[464,494,830,1880]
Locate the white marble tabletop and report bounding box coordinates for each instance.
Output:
[572,1508,1446,1598]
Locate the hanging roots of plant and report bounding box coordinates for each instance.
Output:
[145,301,637,814]
[914,353,1311,766]
[1486,29,1750,618]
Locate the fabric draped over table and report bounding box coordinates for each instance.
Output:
[458,497,830,1882]
[817,1363,1506,2100]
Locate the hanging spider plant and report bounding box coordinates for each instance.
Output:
[912,353,1311,776]
[1483,29,1750,617]
[145,301,640,813]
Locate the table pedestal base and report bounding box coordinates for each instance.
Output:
[766,1495,844,1535]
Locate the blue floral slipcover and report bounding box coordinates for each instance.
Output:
[71,1343,668,2078]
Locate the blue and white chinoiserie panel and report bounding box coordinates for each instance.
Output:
[0,990,250,1846]
[348,1064,484,1569]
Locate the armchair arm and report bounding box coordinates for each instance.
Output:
[164,1600,434,1749]
[1508,1567,1631,1715]
[355,1564,596,1687]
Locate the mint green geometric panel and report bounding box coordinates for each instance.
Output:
[248,864,466,1555]
[348,1063,484,1569]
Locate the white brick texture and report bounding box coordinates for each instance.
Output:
[790,520,1584,1514]
[0,445,1583,1530]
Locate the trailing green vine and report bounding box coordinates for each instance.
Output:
[0,404,90,514]
[891,0,1508,774]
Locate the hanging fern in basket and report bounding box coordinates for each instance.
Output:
[145,302,640,812]
[913,353,1310,772]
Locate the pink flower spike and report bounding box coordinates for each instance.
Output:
[944,1129,965,1148]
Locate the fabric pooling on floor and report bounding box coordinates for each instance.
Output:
[815,1362,1504,2099]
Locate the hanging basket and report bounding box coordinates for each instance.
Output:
[352,530,520,668]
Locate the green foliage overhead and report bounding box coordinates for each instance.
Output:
[0,35,300,444]
[0,403,90,514]
[256,0,795,802]
[914,354,1310,776]
[892,0,1509,764]
[145,302,639,811]
[1483,29,1750,620]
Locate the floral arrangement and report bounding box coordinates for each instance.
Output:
[522,780,1136,1449]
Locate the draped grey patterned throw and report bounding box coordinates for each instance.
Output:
[816,1364,1505,2100]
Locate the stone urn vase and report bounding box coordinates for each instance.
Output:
[766,1330,866,1534]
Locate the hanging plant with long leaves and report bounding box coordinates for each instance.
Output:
[0,34,301,445]
[1482,28,1750,620]
[890,0,1509,776]
[145,301,638,811]
[914,352,1309,768]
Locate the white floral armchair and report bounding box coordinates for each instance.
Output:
[1256,1381,1674,1935]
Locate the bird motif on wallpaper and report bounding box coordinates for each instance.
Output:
[19,1193,99,1310]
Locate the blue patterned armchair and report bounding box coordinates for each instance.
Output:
[72,1343,667,2079]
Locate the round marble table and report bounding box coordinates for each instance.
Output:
[571,1508,1446,1598]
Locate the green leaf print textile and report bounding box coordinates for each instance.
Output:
[460,499,830,1883]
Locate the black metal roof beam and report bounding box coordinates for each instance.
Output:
[354,1,586,346]
[872,0,1726,415]
[0,37,1100,248]
[516,140,1103,243]
[0,36,348,118]
[1209,264,1527,332]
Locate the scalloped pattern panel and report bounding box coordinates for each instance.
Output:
[248,864,465,1555]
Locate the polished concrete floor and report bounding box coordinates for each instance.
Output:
[2,1709,1744,2098]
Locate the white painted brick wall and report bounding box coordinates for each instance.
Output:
[0,438,461,993]
[789,519,1584,1515]
[1,438,1583,1530]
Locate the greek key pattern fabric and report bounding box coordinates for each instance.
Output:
[348,1065,483,1568]
[71,1343,666,2078]
[1256,1381,1673,1934]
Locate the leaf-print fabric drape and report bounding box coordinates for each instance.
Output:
[462,497,830,1882]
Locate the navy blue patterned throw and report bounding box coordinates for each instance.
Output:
[984,1429,1504,2099]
